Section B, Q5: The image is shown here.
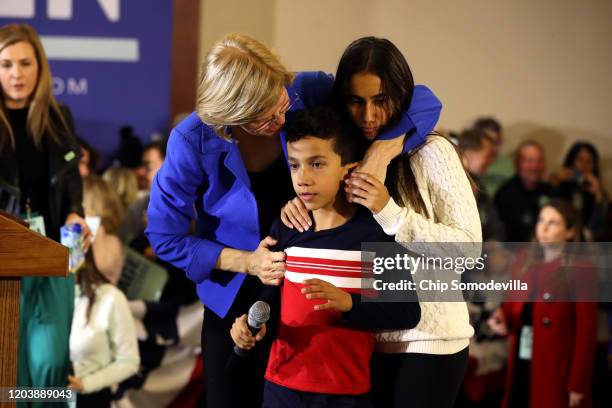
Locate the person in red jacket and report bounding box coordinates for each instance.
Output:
[489,198,598,408]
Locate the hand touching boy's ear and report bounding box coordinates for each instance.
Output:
[356,137,405,183]
[345,172,391,214]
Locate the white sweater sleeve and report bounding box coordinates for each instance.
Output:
[81,290,140,393]
[374,137,482,244]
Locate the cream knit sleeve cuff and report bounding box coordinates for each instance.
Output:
[373,197,408,236]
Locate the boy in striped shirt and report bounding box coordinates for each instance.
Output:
[230,107,419,407]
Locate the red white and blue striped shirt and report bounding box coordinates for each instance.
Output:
[264,208,419,395]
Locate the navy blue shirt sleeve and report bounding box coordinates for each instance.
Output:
[342,293,420,330]
[341,229,420,330]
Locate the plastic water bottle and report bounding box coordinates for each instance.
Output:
[60,223,85,272]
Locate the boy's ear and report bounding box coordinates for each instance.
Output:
[345,162,360,173]
[341,161,359,180]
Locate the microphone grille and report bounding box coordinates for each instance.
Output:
[247,301,270,329]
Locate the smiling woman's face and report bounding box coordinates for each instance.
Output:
[345,72,391,141]
[0,41,38,109]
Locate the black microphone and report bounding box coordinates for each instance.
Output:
[233,300,270,357]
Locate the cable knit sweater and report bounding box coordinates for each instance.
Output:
[373,135,482,355]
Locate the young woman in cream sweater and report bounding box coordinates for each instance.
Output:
[282,37,481,408]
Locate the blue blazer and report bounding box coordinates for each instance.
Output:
[146,72,441,318]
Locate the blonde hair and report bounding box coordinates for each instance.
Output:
[83,175,124,235]
[102,167,139,211]
[196,33,294,137]
[0,23,72,149]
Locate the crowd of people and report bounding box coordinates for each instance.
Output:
[0,21,610,408]
[452,120,611,408]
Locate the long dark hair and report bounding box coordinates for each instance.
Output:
[563,141,600,178]
[332,37,414,133]
[77,249,111,324]
[333,37,429,216]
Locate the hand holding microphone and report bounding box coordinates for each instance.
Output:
[231,301,270,357]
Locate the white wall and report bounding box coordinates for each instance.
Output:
[199,0,612,191]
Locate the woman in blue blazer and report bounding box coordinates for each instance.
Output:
[146,33,441,408]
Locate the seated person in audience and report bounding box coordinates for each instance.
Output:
[114,126,144,171]
[230,107,420,407]
[82,175,125,284]
[77,136,100,178]
[555,141,611,405]
[474,117,513,198]
[113,296,204,408]
[103,167,139,213]
[494,140,557,242]
[555,141,608,242]
[457,128,508,408]
[69,242,139,405]
[112,140,203,407]
[459,127,505,241]
[69,251,139,407]
[488,199,598,408]
[118,140,166,246]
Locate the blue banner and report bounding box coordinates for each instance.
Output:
[0,0,173,162]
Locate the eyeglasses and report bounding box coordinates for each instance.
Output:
[241,91,299,135]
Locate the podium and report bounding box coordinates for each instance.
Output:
[0,210,68,389]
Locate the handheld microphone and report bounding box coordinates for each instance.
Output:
[233,300,270,357]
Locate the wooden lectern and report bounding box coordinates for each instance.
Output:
[0,210,68,390]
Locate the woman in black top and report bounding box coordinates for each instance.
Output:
[557,142,608,241]
[0,23,90,397]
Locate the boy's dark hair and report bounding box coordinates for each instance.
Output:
[285,107,365,165]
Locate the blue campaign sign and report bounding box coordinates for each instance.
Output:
[0,0,173,161]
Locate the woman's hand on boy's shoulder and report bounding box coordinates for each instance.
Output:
[301,278,353,313]
[280,197,312,232]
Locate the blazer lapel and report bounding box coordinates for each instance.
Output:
[200,127,251,189]
[199,126,260,239]
[223,144,251,189]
